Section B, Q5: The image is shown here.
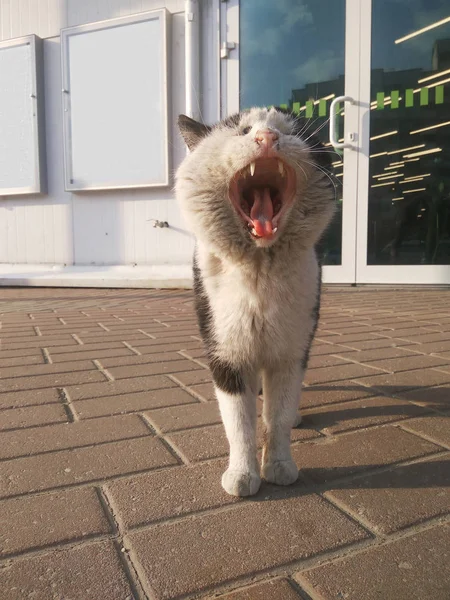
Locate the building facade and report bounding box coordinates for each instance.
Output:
[0,0,449,286]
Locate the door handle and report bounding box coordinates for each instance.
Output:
[329,95,355,149]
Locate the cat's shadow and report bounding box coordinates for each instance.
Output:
[246,455,450,506]
[247,382,450,501]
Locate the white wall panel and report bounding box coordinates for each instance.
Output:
[0,0,66,40]
[0,0,218,280]
[0,35,73,265]
[0,36,45,195]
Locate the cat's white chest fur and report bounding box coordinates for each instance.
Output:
[198,245,318,367]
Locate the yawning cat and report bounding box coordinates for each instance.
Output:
[176,107,335,497]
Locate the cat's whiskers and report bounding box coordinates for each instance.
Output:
[300,158,339,202]
[295,115,326,140]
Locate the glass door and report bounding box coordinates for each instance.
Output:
[221,0,362,283]
[356,0,450,283]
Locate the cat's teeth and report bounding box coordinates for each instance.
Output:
[250,162,256,176]
[278,161,285,177]
[251,227,257,235]
[273,227,278,233]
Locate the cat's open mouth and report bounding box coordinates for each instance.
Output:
[229,157,295,240]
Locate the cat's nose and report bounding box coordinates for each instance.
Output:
[255,129,279,150]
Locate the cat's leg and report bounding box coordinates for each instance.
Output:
[261,361,304,486]
[214,368,260,497]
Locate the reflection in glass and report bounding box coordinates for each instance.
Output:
[368,1,450,265]
[239,0,345,265]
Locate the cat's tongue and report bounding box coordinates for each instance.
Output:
[250,187,274,237]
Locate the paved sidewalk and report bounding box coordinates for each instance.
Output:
[0,287,449,600]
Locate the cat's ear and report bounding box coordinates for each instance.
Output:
[178,115,212,150]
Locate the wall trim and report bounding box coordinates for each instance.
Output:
[0,264,193,289]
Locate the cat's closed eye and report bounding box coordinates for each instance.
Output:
[241,126,252,135]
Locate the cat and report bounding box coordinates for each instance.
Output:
[175,107,335,497]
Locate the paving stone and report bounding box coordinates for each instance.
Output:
[1,336,78,350]
[300,382,376,409]
[0,437,177,497]
[396,384,450,411]
[107,359,202,380]
[1,540,134,599]
[74,387,198,419]
[302,396,428,434]
[66,375,177,401]
[0,354,44,368]
[170,368,213,386]
[353,368,450,394]
[0,487,111,556]
[401,415,450,448]
[309,343,350,356]
[380,327,438,339]
[375,320,435,330]
[338,338,415,350]
[0,326,37,336]
[107,460,236,527]
[319,325,375,335]
[296,524,450,600]
[147,402,222,432]
[37,325,105,336]
[47,341,133,356]
[361,354,450,373]
[1,287,450,599]
[130,336,201,348]
[0,388,61,409]
[327,454,450,534]
[219,579,301,599]
[72,333,151,344]
[189,382,216,401]
[0,360,96,379]
[406,339,450,354]
[0,347,63,359]
[306,355,352,369]
[151,331,201,341]
[0,403,68,431]
[137,341,203,355]
[168,420,321,463]
[50,347,136,363]
[179,346,207,359]
[0,370,106,393]
[0,414,151,459]
[319,332,388,344]
[396,331,450,344]
[98,351,183,368]
[330,346,419,363]
[291,426,442,484]
[304,363,385,385]
[167,424,229,461]
[127,495,368,599]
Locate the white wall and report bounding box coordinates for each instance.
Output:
[0,0,219,284]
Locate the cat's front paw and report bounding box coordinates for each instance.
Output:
[222,469,261,497]
[262,459,298,486]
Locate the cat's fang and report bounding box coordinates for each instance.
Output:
[250,162,256,177]
[278,160,284,177]
[273,227,278,233]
